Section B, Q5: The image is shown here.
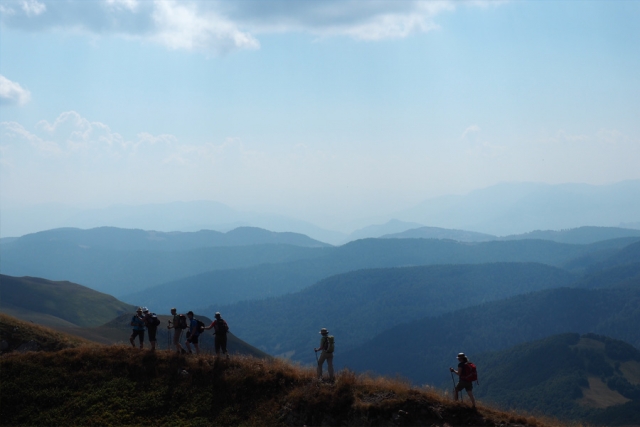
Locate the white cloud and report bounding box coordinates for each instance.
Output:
[151,1,259,53]
[0,0,491,53]
[20,0,45,16]
[0,75,31,106]
[461,125,481,139]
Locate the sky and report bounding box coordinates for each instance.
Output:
[1,0,639,227]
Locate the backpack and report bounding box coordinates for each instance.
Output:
[215,319,229,335]
[326,336,335,353]
[461,362,478,383]
[150,313,160,327]
[196,319,205,334]
[178,314,188,330]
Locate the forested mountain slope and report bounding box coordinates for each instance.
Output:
[125,237,634,310]
[475,333,640,425]
[217,263,576,362]
[338,284,640,387]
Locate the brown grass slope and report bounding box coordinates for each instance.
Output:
[0,316,569,427]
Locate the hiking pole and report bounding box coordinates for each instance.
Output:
[450,370,456,399]
[315,349,319,363]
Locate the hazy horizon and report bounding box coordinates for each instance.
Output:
[1,1,639,233]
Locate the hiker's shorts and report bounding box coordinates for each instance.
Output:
[173,328,183,345]
[456,380,473,392]
[130,329,145,342]
[187,334,199,344]
[147,326,157,342]
[215,335,228,354]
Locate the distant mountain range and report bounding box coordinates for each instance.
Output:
[3,226,330,251]
[3,225,638,300]
[2,180,639,242]
[395,180,640,235]
[383,225,640,245]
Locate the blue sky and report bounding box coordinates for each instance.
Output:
[1,0,639,227]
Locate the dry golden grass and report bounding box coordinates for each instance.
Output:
[1,316,578,427]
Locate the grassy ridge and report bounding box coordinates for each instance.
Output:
[0,275,135,327]
[0,345,565,427]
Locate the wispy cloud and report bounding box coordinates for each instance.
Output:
[0,0,493,53]
[0,75,31,106]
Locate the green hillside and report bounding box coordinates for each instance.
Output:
[0,343,564,426]
[218,263,576,362]
[0,275,135,327]
[339,284,640,388]
[475,333,640,425]
[0,313,93,353]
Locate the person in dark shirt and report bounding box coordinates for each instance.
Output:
[450,352,476,409]
[142,307,158,351]
[185,311,200,355]
[204,312,229,357]
[129,307,145,349]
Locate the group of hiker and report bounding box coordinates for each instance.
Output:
[129,310,477,408]
[129,307,229,357]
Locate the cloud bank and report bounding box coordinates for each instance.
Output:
[0,75,31,106]
[0,0,472,53]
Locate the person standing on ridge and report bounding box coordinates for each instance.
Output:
[204,312,229,357]
[129,307,146,349]
[167,307,186,354]
[314,328,335,382]
[185,311,200,355]
[142,307,159,351]
[450,352,477,409]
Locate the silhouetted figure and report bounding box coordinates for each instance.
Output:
[129,307,145,349]
[185,311,200,355]
[205,312,229,357]
[314,328,335,381]
[450,352,477,409]
[167,307,186,354]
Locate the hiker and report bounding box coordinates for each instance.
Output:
[142,307,160,351]
[129,307,145,349]
[167,307,186,354]
[185,311,200,355]
[450,352,477,409]
[314,328,335,381]
[204,312,229,357]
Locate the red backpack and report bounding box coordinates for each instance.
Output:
[461,362,478,383]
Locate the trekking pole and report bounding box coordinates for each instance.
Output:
[314,349,319,363]
[450,370,456,399]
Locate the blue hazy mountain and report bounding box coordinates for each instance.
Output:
[215,262,576,361]
[382,225,640,245]
[2,226,330,251]
[396,180,640,235]
[381,226,496,242]
[346,219,425,242]
[122,237,637,310]
[0,200,346,245]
